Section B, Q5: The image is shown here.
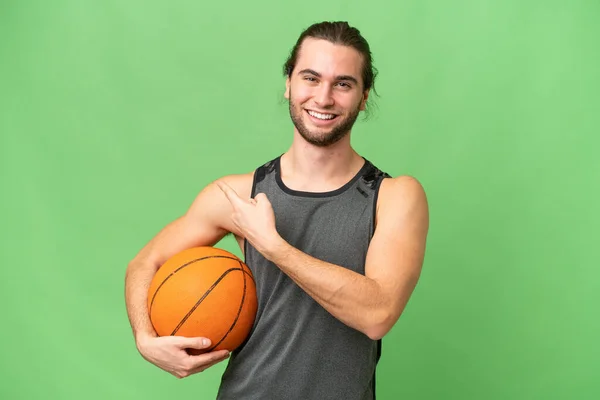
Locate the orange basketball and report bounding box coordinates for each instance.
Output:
[147,246,257,354]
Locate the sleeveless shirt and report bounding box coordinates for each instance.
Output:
[216,154,391,400]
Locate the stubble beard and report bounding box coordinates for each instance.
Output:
[288,92,362,148]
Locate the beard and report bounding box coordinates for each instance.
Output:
[288,93,362,148]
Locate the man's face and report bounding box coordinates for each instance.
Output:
[285,38,369,147]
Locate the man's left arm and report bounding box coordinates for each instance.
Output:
[216,176,429,340]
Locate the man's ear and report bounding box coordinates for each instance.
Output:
[284,77,291,100]
[360,89,370,111]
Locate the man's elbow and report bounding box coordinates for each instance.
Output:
[363,308,398,341]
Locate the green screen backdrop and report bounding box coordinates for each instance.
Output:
[1,1,599,399]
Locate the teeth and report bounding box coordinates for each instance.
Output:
[308,110,336,120]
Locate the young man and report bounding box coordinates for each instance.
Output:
[125,21,429,400]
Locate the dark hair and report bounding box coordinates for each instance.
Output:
[283,21,379,112]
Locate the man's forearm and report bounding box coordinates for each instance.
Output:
[125,259,159,344]
[263,238,392,340]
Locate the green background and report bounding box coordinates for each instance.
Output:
[1,0,599,399]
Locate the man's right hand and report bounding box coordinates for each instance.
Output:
[136,335,230,379]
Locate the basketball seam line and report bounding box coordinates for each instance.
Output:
[148,255,253,316]
[206,260,249,352]
[170,267,246,335]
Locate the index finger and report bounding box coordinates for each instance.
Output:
[215,180,243,206]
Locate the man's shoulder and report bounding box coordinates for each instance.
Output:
[369,174,429,243]
[380,175,425,194]
[210,155,279,198]
[211,171,255,199]
[376,175,428,218]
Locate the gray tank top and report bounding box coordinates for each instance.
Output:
[216,155,390,400]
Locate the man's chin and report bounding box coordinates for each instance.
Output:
[298,128,349,147]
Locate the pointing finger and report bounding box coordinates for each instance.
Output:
[216,180,243,206]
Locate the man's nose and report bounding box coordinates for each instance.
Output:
[313,84,335,108]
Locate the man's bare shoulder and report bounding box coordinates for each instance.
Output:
[218,171,255,198]
[376,175,429,225]
[195,169,255,208]
[379,175,426,198]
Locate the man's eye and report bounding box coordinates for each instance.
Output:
[304,76,317,81]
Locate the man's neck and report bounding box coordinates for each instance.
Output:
[279,132,365,193]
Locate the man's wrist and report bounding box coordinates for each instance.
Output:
[263,235,288,262]
[135,330,157,350]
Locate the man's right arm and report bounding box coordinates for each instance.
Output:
[124,174,249,378]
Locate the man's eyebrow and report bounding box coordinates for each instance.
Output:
[297,69,359,85]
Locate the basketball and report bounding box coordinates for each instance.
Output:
[147,246,258,354]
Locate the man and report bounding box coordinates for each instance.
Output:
[125,21,429,400]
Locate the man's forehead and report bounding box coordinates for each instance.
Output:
[295,38,363,79]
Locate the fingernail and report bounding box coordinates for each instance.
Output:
[202,338,210,346]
